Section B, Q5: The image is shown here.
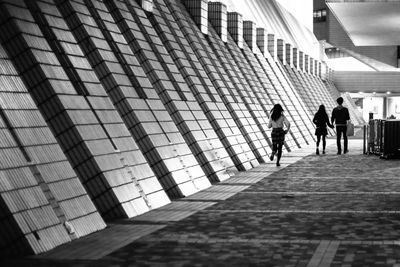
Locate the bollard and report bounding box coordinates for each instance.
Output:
[363,124,366,154]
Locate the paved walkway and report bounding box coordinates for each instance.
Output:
[3,139,400,266]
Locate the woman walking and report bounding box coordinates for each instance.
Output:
[313,104,334,155]
[268,104,290,166]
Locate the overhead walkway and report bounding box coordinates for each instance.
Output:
[3,139,400,266]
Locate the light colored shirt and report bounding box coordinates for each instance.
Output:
[268,115,290,130]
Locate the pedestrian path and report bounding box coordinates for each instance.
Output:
[3,139,400,266]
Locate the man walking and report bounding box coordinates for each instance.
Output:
[331,97,350,154]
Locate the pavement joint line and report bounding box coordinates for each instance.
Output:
[220,182,264,185]
[306,240,330,267]
[257,176,400,179]
[239,191,400,195]
[142,235,400,245]
[285,166,366,169]
[318,241,340,267]
[205,210,400,214]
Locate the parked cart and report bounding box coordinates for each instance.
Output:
[365,119,400,158]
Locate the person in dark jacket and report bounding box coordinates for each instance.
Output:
[331,97,350,154]
[313,105,334,155]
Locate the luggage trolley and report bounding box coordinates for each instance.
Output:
[381,120,400,159]
[365,119,384,155]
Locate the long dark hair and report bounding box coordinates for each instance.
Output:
[271,104,283,121]
[316,104,327,117]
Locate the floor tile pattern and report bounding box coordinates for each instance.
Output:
[4,140,400,266]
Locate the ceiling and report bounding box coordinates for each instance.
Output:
[327,1,400,46]
[333,70,400,95]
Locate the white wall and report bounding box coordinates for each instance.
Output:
[387,97,400,119]
[363,97,384,121]
[276,0,313,30]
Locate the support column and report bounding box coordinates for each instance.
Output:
[285,43,292,67]
[310,57,314,75]
[318,62,322,78]
[315,60,319,77]
[293,47,299,69]
[277,39,285,64]
[321,63,327,80]
[208,2,227,42]
[267,33,276,60]
[299,51,304,71]
[329,68,334,81]
[182,0,208,34]
[383,97,388,119]
[305,54,309,73]
[135,0,153,12]
[256,27,268,57]
[227,12,243,49]
[243,20,256,53]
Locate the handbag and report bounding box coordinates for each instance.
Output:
[347,121,354,136]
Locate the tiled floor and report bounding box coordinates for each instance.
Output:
[3,139,400,266]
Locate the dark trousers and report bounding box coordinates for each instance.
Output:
[316,135,326,150]
[272,142,284,163]
[336,126,348,153]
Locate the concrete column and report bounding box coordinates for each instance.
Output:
[314,60,318,77]
[310,57,314,75]
[182,0,208,34]
[299,51,304,71]
[227,12,243,49]
[285,43,292,67]
[383,97,388,119]
[208,2,227,42]
[321,63,327,80]
[135,0,153,12]
[318,62,322,78]
[276,39,285,64]
[267,33,276,60]
[304,54,309,73]
[292,47,299,69]
[243,20,256,53]
[256,28,267,57]
[319,40,326,64]
[326,66,330,80]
